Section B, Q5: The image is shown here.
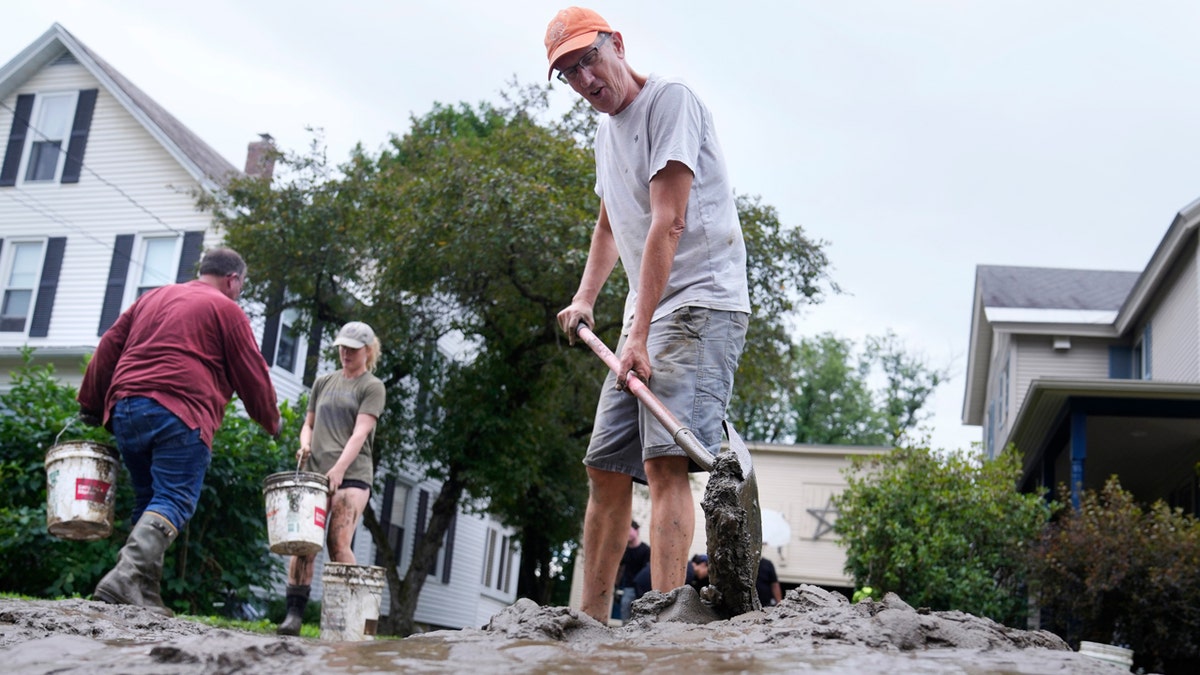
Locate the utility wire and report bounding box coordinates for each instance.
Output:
[0,97,189,235]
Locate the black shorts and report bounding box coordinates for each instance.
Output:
[339,479,371,493]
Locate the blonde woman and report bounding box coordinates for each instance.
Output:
[277,321,386,635]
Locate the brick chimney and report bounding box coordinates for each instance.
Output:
[244,133,276,180]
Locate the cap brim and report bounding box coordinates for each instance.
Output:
[333,337,366,349]
[547,32,601,80]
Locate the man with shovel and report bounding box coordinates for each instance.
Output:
[546,7,750,623]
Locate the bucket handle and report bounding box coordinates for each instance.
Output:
[54,417,80,446]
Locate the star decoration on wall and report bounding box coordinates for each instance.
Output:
[806,496,839,540]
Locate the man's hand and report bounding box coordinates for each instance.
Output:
[557,301,595,346]
[617,337,652,390]
[79,408,103,428]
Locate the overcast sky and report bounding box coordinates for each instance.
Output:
[6,1,1200,452]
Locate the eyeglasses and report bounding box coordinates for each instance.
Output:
[556,33,610,84]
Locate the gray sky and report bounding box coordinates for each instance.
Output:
[6,1,1200,451]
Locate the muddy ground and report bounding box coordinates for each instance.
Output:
[2,583,1132,672]
[0,585,1131,674]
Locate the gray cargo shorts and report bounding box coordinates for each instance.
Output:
[583,306,749,484]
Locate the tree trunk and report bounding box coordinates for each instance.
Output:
[364,465,466,637]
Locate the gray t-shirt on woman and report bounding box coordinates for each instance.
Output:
[305,371,386,486]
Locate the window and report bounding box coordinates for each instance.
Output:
[23,93,76,183]
[275,308,301,373]
[481,524,518,594]
[374,479,410,568]
[1133,324,1152,380]
[134,237,180,297]
[1,241,45,332]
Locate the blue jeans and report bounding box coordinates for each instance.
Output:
[111,396,211,531]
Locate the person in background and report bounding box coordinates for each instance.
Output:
[276,321,386,636]
[688,553,710,593]
[78,247,280,617]
[756,555,783,607]
[548,5,751,624]
[616,520,650,622]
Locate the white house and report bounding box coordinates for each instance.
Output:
[0,23,519,630]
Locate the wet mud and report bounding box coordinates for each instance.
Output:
[1,585,1129,674]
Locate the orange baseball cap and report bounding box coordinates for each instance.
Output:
[545,7,612,80]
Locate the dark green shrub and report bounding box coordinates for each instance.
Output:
[1028,477,1200,673]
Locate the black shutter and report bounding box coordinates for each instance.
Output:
[28,237,66,337]
[440,513,457,584]
[60,89,97,184]
[97,234,134,335]
[0,94,35,187]
[260,286,284,364]
[416,490,433,576]
[175,231,204,281]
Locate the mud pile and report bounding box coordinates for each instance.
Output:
[0,589,1130,674]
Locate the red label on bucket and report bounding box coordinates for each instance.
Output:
[75,478,111,503]
[315,507,327,528]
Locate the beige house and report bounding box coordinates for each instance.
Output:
[568,440,887,611]
[963,193,1200,512]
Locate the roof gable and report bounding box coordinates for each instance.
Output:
[0,23,238,190]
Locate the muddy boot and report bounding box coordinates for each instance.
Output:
[93,512,178,617]
[276,584,310,636]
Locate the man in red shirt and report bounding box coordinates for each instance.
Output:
[78,247,280,616]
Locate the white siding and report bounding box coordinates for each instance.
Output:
[302,473,520,631]
[0,62,219,351]
[1012,334,1111,419]
[1143,244,1200,383]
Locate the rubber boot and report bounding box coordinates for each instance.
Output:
[93,512,178,617]
[276,584,310,636]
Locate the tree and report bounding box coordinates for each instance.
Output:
[1028,477,1200,673]
[0,349,301,614]
[205,80,835,634]
[731,330,947,445]
[834,445,1050,626]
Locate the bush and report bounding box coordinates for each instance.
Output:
[0,349,304,614]
[834,445,1051,626]
[1028,477,1200,673]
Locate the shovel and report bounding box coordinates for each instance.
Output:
[575,323,763,616]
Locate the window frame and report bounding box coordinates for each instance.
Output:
[122,234,182,309]
[19,91,78,185]
[273,307,304,375]
[0,238,47,334]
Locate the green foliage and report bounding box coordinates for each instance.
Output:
[732,331,947,445]
[0,349,303,615]
[834,445,1050,625]
[0,350,126,598]
[1028,477,1200,672]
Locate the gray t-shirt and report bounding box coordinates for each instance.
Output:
[594,74,751,330]
[304,370,386,486]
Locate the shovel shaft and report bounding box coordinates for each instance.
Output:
[575,324,714,471]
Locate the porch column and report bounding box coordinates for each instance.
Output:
[1069,409,1087,510]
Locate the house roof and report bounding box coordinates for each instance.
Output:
[976,265,1139,311]
[962,196,1200,427]
[0,23,238,190]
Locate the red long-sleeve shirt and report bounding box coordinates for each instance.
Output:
[78,279,281,447]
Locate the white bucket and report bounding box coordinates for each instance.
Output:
[44,440,121,541]
[1079,641,1134,670]
[263,471,329,556]
[320,563,386,641]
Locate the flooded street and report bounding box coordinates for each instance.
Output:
[1,587,1130,674]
